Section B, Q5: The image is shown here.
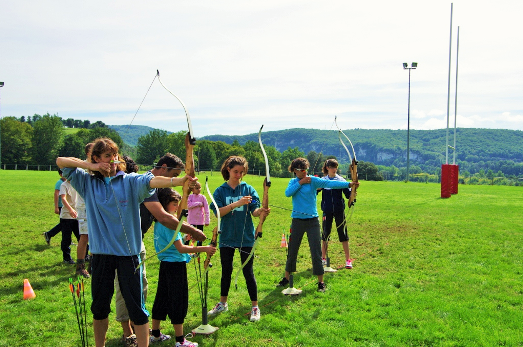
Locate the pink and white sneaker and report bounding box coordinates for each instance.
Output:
[176,339,199,347]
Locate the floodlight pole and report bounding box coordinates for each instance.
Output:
[445,3,453,164]
[453,26,460,165]
[403,63,417,182]
[0,81,4,170]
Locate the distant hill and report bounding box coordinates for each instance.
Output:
[109,125,523,175]
[201,128,523,175]
[108,125,171,146]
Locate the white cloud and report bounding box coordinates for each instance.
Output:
[428,109,445,117]
[419,117,448,130]
[1,0,522,136]
[499,112,523,123]
[412,109,427,119]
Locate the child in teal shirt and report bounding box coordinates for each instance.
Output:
[150,188,216,347]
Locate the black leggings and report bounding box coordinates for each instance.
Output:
[219,246,257,301]
[322,210,349,242]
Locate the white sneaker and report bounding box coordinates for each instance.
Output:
[150,332,171,343]
[250,306,260,322]
[208,302,228,316]
[176,339,198,347]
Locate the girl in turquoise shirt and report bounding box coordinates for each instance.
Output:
[150,188,215,346]
[208,156,269,322]
[277,158,358,292]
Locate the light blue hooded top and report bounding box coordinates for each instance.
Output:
[62,168,154,256]
[285,175,350,219]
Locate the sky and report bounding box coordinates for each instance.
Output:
[1,0,522,138]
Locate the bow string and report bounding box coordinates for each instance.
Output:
[234,125,271,289]
[131,70,196,271]
[156,70,197,220]
[335,116,358,228]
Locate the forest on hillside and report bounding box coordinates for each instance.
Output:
[131,127,523,184]
[2,116,522,185]
[202,128,523,178]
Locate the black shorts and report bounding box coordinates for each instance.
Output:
[151,261,188,325]
[90,254,148,324]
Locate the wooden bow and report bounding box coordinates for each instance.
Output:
[155,70,197,220]
[234,125,271,289]
[177,133,196,220]
[254,125,271,238]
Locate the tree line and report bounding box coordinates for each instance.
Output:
[0,114,128,166]
[136,129,522,186]
[136,128,379,180]
[2,116,522,186]
[16,114,107,130]
[202,128,523,179]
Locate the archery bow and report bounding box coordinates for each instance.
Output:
[155,70,197,220]
[132,70,200,271]
[156,70,196,142]
[177,132,196,220]
[234,125,271,289]
[335,116,358,226]
[204,176,220,270]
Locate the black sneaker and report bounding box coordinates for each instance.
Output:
[123,334,138,347]
[317,282,326,292]
[276,277,289,287]
[76,263,90,279]
[63,259,75,265]
[43,232,50,245]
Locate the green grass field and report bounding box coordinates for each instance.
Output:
[0,170,522,346]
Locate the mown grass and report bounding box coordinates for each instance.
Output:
[0,170,522,346]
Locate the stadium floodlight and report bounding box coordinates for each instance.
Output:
[403,63,418,182]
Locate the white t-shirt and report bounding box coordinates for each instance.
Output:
[59,181,78,219]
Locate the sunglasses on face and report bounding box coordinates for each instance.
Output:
[157,166,184,171]
[295,169,308,172]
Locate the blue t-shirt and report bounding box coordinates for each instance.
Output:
[285,176,350,219]
[55,179,64,207]
[154,222,190,263]
[62,168,154,256]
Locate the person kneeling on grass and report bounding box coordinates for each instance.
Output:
[150,188,216,347]
[276,158,359,292]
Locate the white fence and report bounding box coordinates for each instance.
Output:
[1,164,58,171]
